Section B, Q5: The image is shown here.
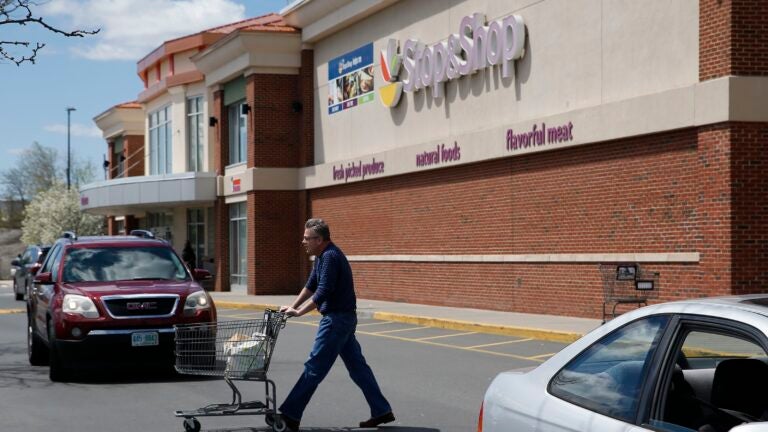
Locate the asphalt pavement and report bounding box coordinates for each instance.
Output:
[210,292,602,343]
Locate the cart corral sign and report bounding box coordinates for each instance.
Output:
[379,12,526,108]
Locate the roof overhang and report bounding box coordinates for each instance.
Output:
[93,105,145,140]
[281,0,400,43]
[79,172,217,216]
[191,30,302,86]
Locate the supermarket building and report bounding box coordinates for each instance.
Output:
[82,0,768,318]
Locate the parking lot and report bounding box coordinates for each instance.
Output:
[219,308,567,365]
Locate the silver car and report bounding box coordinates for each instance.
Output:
[480,296,768,432]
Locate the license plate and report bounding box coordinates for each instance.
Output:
[131,332,159,347]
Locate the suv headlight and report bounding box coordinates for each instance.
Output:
[62,294,100,318]
[184,290,211,316]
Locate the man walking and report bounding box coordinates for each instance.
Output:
[279,218,395,431]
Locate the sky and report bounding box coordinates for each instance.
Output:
[0,0,291,178]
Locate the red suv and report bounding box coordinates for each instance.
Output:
[27,231,217,381]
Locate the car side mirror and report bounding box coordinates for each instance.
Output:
[192,269,212,281]
[10,259,20,267]
[34,272,52,284]
[29,263,42,275]
[731,424,768,432]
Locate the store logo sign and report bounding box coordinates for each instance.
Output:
[380,12,526,108]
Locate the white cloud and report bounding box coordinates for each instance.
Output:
[41,0,247,61]
[8,148,26,156]
[44,123,103,138]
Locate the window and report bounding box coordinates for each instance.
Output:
[651,326,768,432]
[229,202,247,287]
[146,212,174,242]
[62,247,189,282]
[550,315,670,422]
[112,136,125,178]
[149,105,172,174]
[187,96,204,171]
[40,244,62,276]
[187,208,205,268]
[227,100,247,165]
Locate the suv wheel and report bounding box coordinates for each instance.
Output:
[27,317,48,366]
[48,321,70,382]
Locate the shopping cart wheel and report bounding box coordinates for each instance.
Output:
[183,417,201,432]
[270,415,287,432]
[265,413,275,426]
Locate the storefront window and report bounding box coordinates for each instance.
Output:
[146,211,173,242]
[149,105,172,174]
[187,96,204,171]
[227,100,247,166]
[111,136,125,178]
[229,202,247,289]
[186,208,205,268]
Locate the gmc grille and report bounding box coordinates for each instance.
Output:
[101,295,179,319]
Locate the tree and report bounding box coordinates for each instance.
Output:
[0,0,99,66]
[21,182,103,244]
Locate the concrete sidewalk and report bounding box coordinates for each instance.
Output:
[210,292,602,343]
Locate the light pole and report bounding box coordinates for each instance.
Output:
[66,107,76,190]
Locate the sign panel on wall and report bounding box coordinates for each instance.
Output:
[328,43,375,115]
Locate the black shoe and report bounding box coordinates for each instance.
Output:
[359,411,395,428]
[281,414,301,432]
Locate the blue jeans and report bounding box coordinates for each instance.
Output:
[279,311,391,421]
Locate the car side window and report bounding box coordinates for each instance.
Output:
[549,315,670,422]
[652,327,768,432]
[40,244,61,275]
[50,246,65,281]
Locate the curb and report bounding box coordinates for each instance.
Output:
[214,301,583,344]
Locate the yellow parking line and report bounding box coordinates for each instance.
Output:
[465,338,534,349]
[0,309,24,315]
[415,331,477,341]
[357,330,545,362]
[357,321,394,327]
[372,326,430,334]
[528,352,556,360]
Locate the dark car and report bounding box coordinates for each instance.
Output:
[12,245,51,301]
[27,231,216,381]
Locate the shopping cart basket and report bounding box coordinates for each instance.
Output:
[599,264,660,323]
[173,309,288,432]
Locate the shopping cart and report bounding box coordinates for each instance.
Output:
[599,264,660,323]
[173,309,288,432]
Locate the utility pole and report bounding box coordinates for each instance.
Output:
[66,107,76,190]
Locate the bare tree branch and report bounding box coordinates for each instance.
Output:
[0,0,99,66]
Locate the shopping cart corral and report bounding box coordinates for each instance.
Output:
[174,309,288,432]
[599,263,660,323]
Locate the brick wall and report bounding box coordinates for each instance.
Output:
[212,89,230,292]
[299,49,314,167]
[700,0,768,80]
[308,127,760,318]
[214,198,230,292]
[246,73,301,167]
[123,135,145,177]
[729,122,768,293]
[247,191,303,295]
[107,216,116,235]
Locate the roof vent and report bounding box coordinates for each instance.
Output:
[61,231,77,240]
[130,229,156,239]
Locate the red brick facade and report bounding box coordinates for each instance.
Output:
[308,124,767,318]
[700,0,768,80]
[213,50,314,292]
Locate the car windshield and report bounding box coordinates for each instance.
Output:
[62,246,190,282]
